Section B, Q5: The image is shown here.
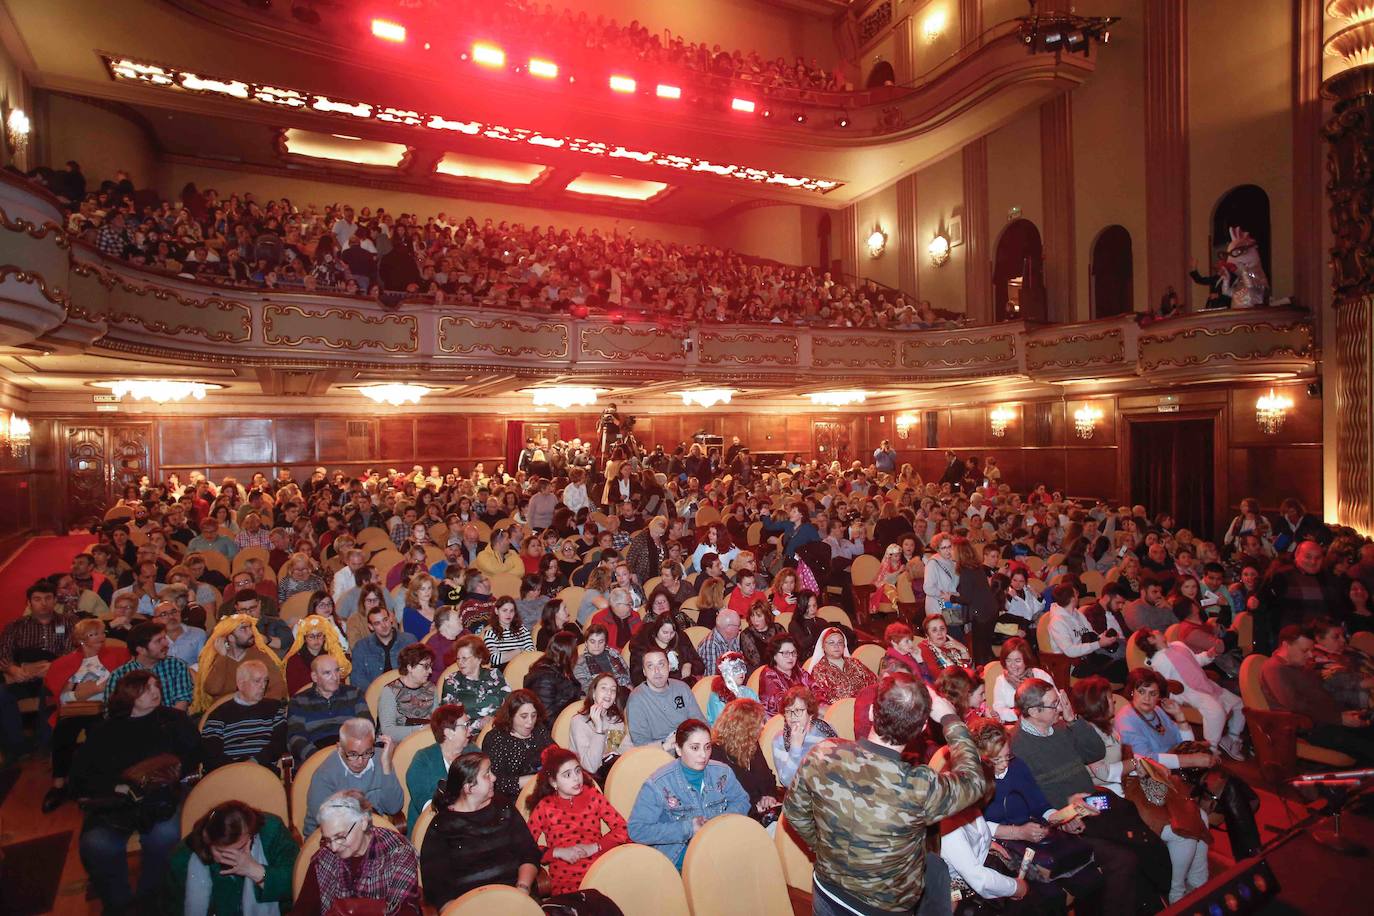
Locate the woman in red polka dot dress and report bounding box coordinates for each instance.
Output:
[524,746,630,894]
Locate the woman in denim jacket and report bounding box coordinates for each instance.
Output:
[626,718,750,869]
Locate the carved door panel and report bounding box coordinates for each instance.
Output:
[108,425,153,499]
[812,421,852,466]
[64,424,154,525]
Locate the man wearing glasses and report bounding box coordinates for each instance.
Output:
[152,599,206,669]
[302,717,402,837]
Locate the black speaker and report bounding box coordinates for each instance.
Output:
[1161,855,1280,916]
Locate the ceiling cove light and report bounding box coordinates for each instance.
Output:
[357,384,432,406]
[731,97,756,113]
[609,75,637,93]
[564,173,669,201]
[680,389,734,409]
[472,43,506,67]
[807,390,867,407]
[96,380,221,403]
[102,55,844,194]
[655,83,682,99]
[371,19,406,43]
[529,387,600,409]
[528,58,558,79]
[434,152,548,185]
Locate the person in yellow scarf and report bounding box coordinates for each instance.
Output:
[282,614,352,694]
[193,613,286,713]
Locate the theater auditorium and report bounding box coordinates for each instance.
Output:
[0,0,1371,913]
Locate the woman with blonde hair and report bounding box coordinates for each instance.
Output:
[277,550,323,605]
[283,614,352,693]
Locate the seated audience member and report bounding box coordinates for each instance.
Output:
[1114,668,1218,902]
[70,669,200,913]
[772,685,838,787]
[104,620,195,710]
[628,613,702,686]
[1260,624,1374,763]
[759,633,812,717]
[883,622,931,680]
[349,604,416,690]
[525,746,630,894]
[918,614,972,674]
[152,598,206,669]
[343,581,392,647]
[295,790,421,916]
[1045,585,1125,681]
[423,605,465,683]
[572,622,632,689]
[787,589,831,658]
[1010,677,1171,914]
[627,648,706,750]
[535,598,582,650]
[228,587,291,654]
[1308,616,1374,709]
[287,654,370,764]
[200,659,288,771]
[809,625,878,705]
[524,630,583,719]
[1123,579,1175,634]
[569,672,635,780]
[481,596,536,669]
[627,718,750,870]
[482,688,554,796]
[588,587,644,651]
[934,665,989,724]
[991,637,1052,723]
[283,614,351,695]
[711,698,783,824]
[739,603,785,671]
[704,651,760,725]
[376,643,438,742]
[439,634,510,728]
[41,617,129,812]
[1136,627,1246,757]
[194,613,287,710]
[725,571,768,621]
[164,800,299,914]
[404,703,473,831]
[303,718,403,837]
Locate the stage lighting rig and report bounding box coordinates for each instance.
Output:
[1017,1,1116,56]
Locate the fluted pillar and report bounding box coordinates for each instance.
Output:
[960,0,982,46]
[1040,94,1075,322]
[894,15,918,84]
[962,138,990,322]
[839,204,861,281]
[1144,0,1190,306]
[1292,0,1324,316]
[896,174,918,297]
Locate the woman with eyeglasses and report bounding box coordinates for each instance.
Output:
[772,686,838,788]
[404,704,474,832]
[297,790,421,916]
[759,633,812,717]
[420,752,542,907]
[377,644,438,743]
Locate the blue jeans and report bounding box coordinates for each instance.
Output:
[813,852,951,916]
[79,812,181,911]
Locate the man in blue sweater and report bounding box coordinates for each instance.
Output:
[760,501,821,563]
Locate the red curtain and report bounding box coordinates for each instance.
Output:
[1129,419,1215,537]
[505,421,524,472]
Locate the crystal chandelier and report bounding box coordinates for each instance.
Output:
[680,389,733,409]
[989,406,1014,437]
[357,384,432,406]
[808,390,867,407]
[105,380,211,403]
[4,413,29,458]
[530,387,599,409]
[1255,389,1293,435]
[1073,405,1103,439]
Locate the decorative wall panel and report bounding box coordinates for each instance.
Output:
[902,333,1016,371]
[812,336,898,370]
[439,315,568,358]
[1137,317,1313,372]
[1336,298,1373,533]
[1025,328,1126,373]
[263,304,417,351]
[698,331,798,366]
[580,325,683,363]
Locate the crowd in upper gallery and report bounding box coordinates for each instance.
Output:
[20,161,960,330]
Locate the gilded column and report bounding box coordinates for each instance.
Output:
[896,174,918,297]
[1143,0,1189,307]
[1040,94,1075,322]
[959,0,982,46]
[962,137,990,322]
[893,15,918,84]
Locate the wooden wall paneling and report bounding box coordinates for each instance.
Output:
[1063,448,1120,501]
[415,415,469,460]
[947,408,988,448]
[1228,384,1322,446]
[1064,398,1117,446]
[748,415,786,453]
[468,417,505,459]
[1227,446,1323,515]
[785,415,811,453]
[274,418,316,465]
[316,419,350,463]
[208,465,274,485]
[0,472,33,541]
[205,418,273,466]
[158,418,207,467]
[378,418,416,461]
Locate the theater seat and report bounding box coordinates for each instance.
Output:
[604,746,673,821]
[1035,615,1072,688]
[682,813,792,916]
[440,883,544,915]
[364,670,402,720]
[759,714,785,777]
[774,812,814,891]
[692,676,716,713]
[685,625,711,648]
[181,761,290,837]
[393,728,437,816]
[822,697,856,740]
[579,842,691,916]
[853,643,884,674]
[551,702,580,749]
[290,747,335,836]
[1238,654,1355,774]
[502,649,542,690]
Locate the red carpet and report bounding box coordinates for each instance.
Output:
[0,536,96,626]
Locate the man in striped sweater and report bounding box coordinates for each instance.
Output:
[200,659,287,771]
[286,655,369,764]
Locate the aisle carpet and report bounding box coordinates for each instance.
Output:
[0,831,73,914]
[0,536,96,626]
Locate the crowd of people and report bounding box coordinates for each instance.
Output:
[21,161,960,331]
[1,437,1372,914]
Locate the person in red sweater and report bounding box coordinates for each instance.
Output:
[524,746,629,894]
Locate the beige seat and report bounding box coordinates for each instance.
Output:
[1239,654,1356,768]
[1080,570,1106,595]
[604,746,673,820]
[758,714,785,776]
[1163,623,1184,644]
[1232,611,1256,654]
[364,669,402,720]
[552,702,581,749]
[746,666,764,695]
[1021,556,1045,574]
[195,549,231,579]
[103,505,135,522]
[929,745,949,772]
[411,803,437,845]
[197,694,235,731]
[428,522,449,545]
[393,727,437,817]
[503,649,543,690]
[290,747,336,836]
[853,643,885,674]
[818,606,853,629]
[278,590,313,625]
[775,813,815,891]
[692,676,716,713]
[682,813,792,916]
[1126,630,1149,671]
[490,573,523,599]
[774,611,793,630]
[1351,630,1374,657]
[822,697,856,740]
[292,814,399,899]
[370,549,405,579]
[181,761,290,837]
[983,660,1004,701]
[231,546,270,576]
[355,527,391,551]
[514,777,538,821]
[441,884,545,915]
[695,505,721,528]
[580,842,691,916]
[685,625,711,648]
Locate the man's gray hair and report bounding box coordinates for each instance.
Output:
[608,587,631,609]
[235,659,268,688]
[339,717,375,742]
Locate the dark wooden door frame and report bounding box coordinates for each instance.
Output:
[58,421,158,530]
[1117,406,1228,539]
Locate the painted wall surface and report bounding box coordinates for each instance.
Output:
[158,162,710,247]
[909,0,961,77]
[915,151,964,310]
[1188,0,1294,311]
[1070,0,1147,320]
[985,107,1042,245]
[712,204,805,265]
[0,32,28,172]
[41,94,158,191]
[854,182,901,289]
[981,0,1029,29]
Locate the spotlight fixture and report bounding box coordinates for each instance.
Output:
[794,111,807,124]
[1016,6,1117,56]
[370,18,405,43]
[731,98,756,113]
[472,43,506,67]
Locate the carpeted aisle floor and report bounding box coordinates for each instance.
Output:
[0,536,97,626]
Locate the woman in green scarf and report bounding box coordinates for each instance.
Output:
[164,801,299,915]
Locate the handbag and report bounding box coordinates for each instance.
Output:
[1122,758,1209,842]
[997,829,1095,881]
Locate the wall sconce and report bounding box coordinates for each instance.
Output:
[928,233,950,266]
[922,9,948,42]
[1255,389,1293,434]
[1073,404,1103,439]
[895,413,918,439]
[866,227,887,258]
[3,412,30,457]
[989,406,1014,437]
[6,109,29,158]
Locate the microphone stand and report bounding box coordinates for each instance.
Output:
[1287,769,1374,855]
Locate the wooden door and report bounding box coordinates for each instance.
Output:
[812,421,852,466]
[64,424,154,525]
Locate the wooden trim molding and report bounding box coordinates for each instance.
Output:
[1144,0,1190,306]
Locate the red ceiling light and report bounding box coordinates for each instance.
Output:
[528,58,558,79]
[472,43,506,67]
[731,97,756,113]
[655,83,681,99]
[609,75,637,94]
[371,19,406,43]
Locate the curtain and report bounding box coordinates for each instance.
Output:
[1130,419,1214,538]
[505,421,524,474]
